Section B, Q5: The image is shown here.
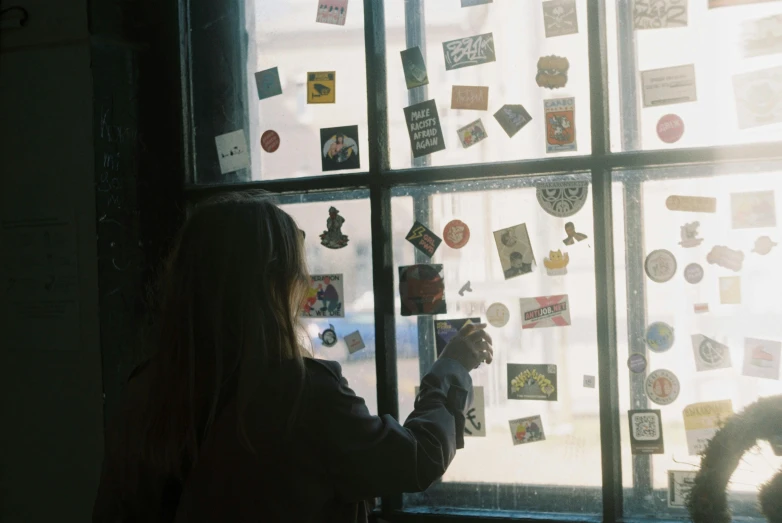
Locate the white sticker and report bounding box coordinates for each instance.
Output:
[641,64,697,108]
[742,14,782,58]
[733,67,782,129]
[344,330,366,354]
[465,386,486,437]
[691,334,732,372]
[486,302,510,328]
[583,375,596,388]
[634,0,687,29]
[645,369,681,405]
[682,400,733,456]
[731,190,777,229]
[215,130,250,174]
[668,471,697,508]
[742,338,781,380]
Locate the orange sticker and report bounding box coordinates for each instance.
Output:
[443,219,470,249]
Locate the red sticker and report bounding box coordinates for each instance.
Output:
[261,130,280,152]
[443,219,470,249]
[656,114,684,144]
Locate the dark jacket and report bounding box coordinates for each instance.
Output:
[93,356,472,523]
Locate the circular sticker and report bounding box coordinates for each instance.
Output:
[319,324,337,347]
[261,130,280,153]
[656,114,684,144]
[443,219,471,249]
[645,322,675,353]
[645,369,681,405]
[536,181,589,218]
[645,249,677,283]
[628,353,648,374]
[684,263,704,284]
[486,303,510,328]
[698,337,728,368]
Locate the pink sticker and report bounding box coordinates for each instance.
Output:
[657,114,684,144]
[520,295,571,329]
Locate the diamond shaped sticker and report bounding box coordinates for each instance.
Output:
[493,104,532,138]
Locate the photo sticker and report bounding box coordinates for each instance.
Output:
[563,221,588,245]
[398,264,446,316]
[494,104,532,138]
[315,0,348,26]
[520,295,571,329]
[320,125,360,172]
[404,99,446,158]
[545,97,576,152]
[451,85,489,110]
[493,223,536,279]
[405,221,442,258]
[629,409,664,454]
[400,46,429,89]
[633,0,687,29]
[434,317,480,357]
[442,32,496,71]
[307,71,335,104]
[508,364,558,401]
[215,130,250,174]
[302,274,344,318]
[542,0,578,38]
[509,415,546,445]
[254,67,282,100]
[456,118,488,148]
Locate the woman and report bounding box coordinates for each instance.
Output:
[93,193,493,523]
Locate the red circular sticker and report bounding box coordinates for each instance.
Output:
[261,130,280,153]
[443,219,470,249]
[656,114,684,144]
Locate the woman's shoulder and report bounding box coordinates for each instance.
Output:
[304,357,343,384]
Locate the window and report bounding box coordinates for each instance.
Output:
[183,0,782,521]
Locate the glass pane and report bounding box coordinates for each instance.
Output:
[609,1,782,151]
[613,165,782,519]
[279,192,377,413]
[392,173,602,515]
[385,1,592,170]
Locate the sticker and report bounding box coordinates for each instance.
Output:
[302,274,344,317]
[583,375,596,388]
[634,0,687,29]
[443,219,470,249]
[215,130,250,174]
[315,0,348,26]
[260,130,280,153]
[645,369,681,405]
[451,85,489,110]
[683,400,733,456]
[666,195,717,213]
[694,303,709,314]
[710,0,778,7]
[509,415,546,445]
[628,353,648,373]
[254,67,282,100]
[456,118,488,148]
[691,334,732,371]
[319,206,349,249]
[742,337,781,380]
[707,246,744,272]
[629,409,664,454]
[442,33,496,70]
[641,64,697,107]
[399,264,446,316]
[405,221,442,258]
[493,223,536,279]
[657,114,685,143]
[400,46,429,89]
[491,107,531,142]
[486,302,510,327]
[319,324,338,347]
[307,71,336,104]
[403,99,446,158]
[683,263,704,284]
[543,250,569,276]
[537,181,589,217]
[734,67,782,129]
[753,236,778,255]
[678,221,703,248]
[545,97,576,152]
[520,295,571,329]
[320,126,360,172]
[731,190,776,229]
[458,281,472,296]
[465,386,486,437]
[508,364,558,401]
[563,221,588,245]
[645,249,677,283]
[542,0,578,38]
[434,317,480,357]
[668,471,697,508]
[719,276,741,304]
[536,56,569,89]
[344,330,366,354]
[461,0,492,5]
[646,322,675,353]
[742,14,782,58]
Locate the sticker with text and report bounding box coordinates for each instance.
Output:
[508,364,558,401]
[442,33,496,70]
[520,295,571,329]
[451,85,489,110]
[542,0,578,37]
[682,400,733,455]
[400,46,429,89]
[307,71,335,104]
[315,0,348,26]
[404,99,446,158]
[405,221,442,258]
[399,264,446,316]
[641,64,697,107]
[493,223,536,279]
[509,415,546,445]
[302,274,344,318]
[344,331,366,354]
[545,97,576,152]
[629,409,664,454]
[456,118,488,148]
[668,471,697,508]
[494,104,532,138]
[215,130,250,174]
[435,317,480,356]
[634,0,687,29]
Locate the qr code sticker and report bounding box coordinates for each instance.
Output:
[632,412,660,441]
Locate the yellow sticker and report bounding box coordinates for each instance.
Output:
[307,71,335,104]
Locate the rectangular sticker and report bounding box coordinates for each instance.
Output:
[400,46,429,89]
[442,33,496,70]
[461,0,492,5]
[215,130,250,174]
[742,14,782,58]
[641,64,697,107]
[418,386,486,437]
[665,195,717,213]
[254,67,282,100]
[691,334,732,372]
[494,104,532,138]
[629,409,664,454]
[734,67,782,129]
[743,337,781,380]
[583,375,596,388]
[435,317,480,356]
[509,415,545,445]
[307,71,335,104]
[668,471,697,508]
[520,295,571,329]
[320,126,360,172]
[316,0,348,25]
[731,190,777,228]
[694,303,709,314]
[508,364,558,401]
[302,274,344,318]
[542,0,578,37]
[493,223,536,279]
[399,264,446,316]
[719,276,741,305]
[709,0,778,7]
[634,0,687,29]
[451,85,489,110]
[404,99,446,158]
[545,97,576,152]
[683,400,733,455]
[456,118,488,148]
[344,330,366,354]
[405,221,442,258]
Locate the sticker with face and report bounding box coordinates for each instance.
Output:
[320,126,360,172]
[319,324,338,347]
[456,118,488,148]
[509,415,546,445]
[562,221,587,246]
[536,56,570,89]
[319,207,349,249]
[302,274,345,318]
[443,219,470,249]
[543,249,569,276]
[493,223,536,279]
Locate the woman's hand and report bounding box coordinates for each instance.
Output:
[439,322,493,371]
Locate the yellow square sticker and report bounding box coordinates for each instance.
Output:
[307,71,335,104]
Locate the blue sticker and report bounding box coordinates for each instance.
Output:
[646,322,675,353]
[255,67,282,100]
